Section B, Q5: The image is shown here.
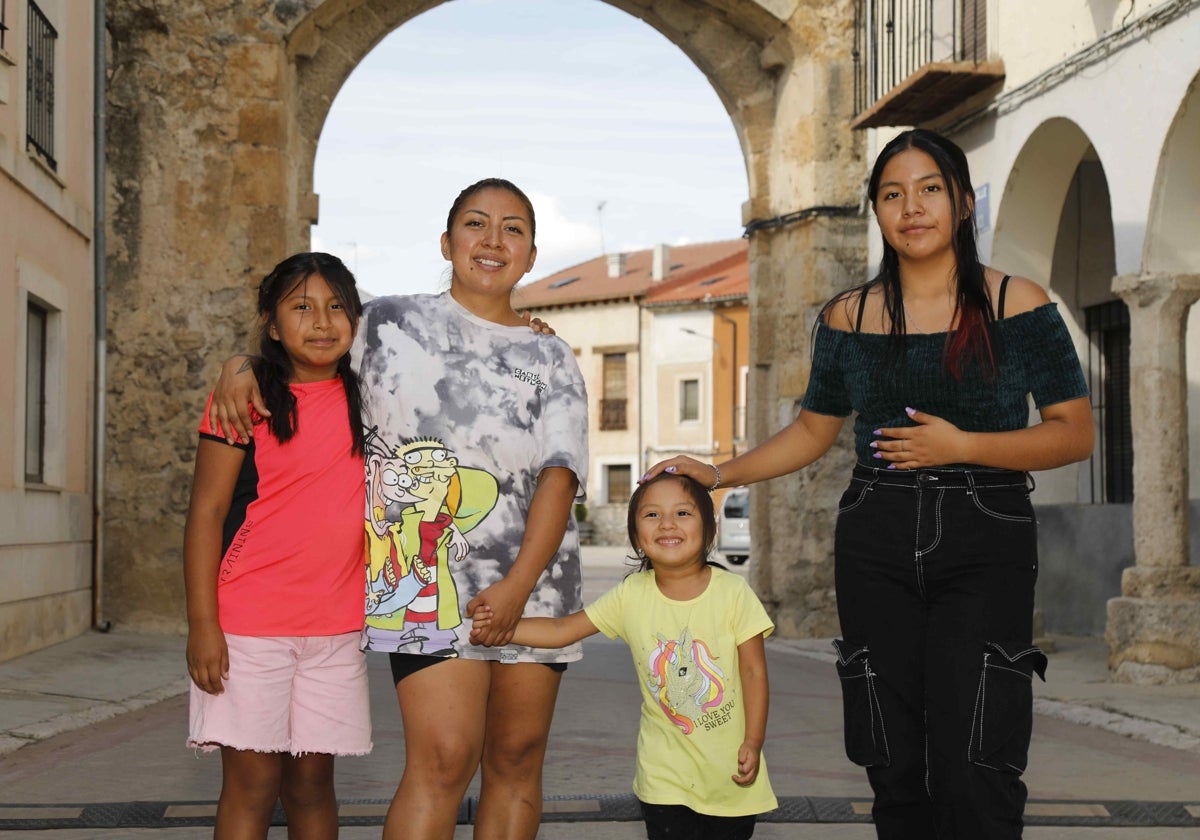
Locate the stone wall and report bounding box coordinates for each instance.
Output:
[104,0,322,630]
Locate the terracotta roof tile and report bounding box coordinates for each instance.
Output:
[514,239,747,309]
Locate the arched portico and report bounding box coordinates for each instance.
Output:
[102,0,866,634]
[1107,71,1200,685]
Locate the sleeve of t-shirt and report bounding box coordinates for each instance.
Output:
[540,337,590,501]
[800,322,853,418]
[583,575,628,642]
[197,391,253,450]
[1016,304,1090,409]
[732,576,775,646]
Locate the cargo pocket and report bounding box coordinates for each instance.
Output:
[833,639,891,767]
[968,641,1048,774]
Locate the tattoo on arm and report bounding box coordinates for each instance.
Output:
[235,357,254,374]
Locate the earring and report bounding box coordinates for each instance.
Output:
[635,548,646,559]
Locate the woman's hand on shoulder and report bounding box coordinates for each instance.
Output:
[210,355,268,444]
[640,456,719,488]
[990,271,1050,317]
[520,311,556,336]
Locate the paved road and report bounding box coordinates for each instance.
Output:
[1,548,1198,838]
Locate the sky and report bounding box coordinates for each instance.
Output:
[310,0,749,299]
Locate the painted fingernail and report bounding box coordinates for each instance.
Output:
[887,464,897,470]
[640,472,650,481]
[666,466,677,473]
[905,406,916,417]
[873,452,882,459]
[873,429,883,436]
[869,441,878,449]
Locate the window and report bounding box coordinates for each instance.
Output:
[1085,300,1132,503]
[679,378,700,423]
[605,464,632,504]
[1,0,9,52]
[26,0,57,170]
[25,301,47,483]
[600,352,627,431]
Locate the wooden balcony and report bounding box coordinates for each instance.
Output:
[852,60,1005,129]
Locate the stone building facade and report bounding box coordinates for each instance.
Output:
[101,0,867,638]
[854,0,1200,683]
[94,0,1200,686]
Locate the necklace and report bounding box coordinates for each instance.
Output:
[902,296,955,334]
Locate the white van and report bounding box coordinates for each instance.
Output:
[716,487,750,565]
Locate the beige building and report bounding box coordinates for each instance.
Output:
[853,0,1200,682]
[516,240,747,543]
[0,0,98,662]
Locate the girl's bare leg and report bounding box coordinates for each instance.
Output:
[473,662,563,840]
[216,748,282,840]
[280,752,337,840]
[383,658,491,840]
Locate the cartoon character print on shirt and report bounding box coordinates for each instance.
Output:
[364,431,498,656]
[646,628,730,734]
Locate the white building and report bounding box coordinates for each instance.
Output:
[853,0,1200,681]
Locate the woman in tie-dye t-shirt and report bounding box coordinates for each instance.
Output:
[212,179,588,840]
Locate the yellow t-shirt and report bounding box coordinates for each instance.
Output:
[584,567,778,817]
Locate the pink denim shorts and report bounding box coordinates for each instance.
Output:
[188,631,372,756]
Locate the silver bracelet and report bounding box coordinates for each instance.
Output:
[709,463,722,491]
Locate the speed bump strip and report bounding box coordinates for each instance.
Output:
[0,797,1198,829]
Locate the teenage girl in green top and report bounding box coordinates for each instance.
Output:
[645,129,1093,839]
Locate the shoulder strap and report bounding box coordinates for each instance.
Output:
[855,289,868,333]
[997,275,1012,319]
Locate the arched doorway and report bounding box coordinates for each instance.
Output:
[992,119,1127,636]
[102,0,866,633]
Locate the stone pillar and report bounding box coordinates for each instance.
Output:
[1106,272,1200,684]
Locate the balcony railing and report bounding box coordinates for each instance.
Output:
[26,0,57,170]
[852,0,1003,129]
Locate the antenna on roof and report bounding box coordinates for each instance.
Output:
[597,201,607,255]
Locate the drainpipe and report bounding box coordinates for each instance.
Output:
[92,0,110,631]
[713,309,738,458]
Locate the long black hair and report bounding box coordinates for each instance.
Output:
[823,129,995,379]
[254,252,366,456]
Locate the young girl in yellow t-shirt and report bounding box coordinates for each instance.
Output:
[472,473,777,839]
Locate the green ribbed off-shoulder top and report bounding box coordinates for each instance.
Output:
[800,303,1089,467]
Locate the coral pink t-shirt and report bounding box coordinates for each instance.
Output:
[197,378,364,636]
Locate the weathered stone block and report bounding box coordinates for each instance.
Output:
[224,43,284,99]
[1106,595,1200,684]
[232,148,285,207]
[1121,565,1200,598]
[237,102,287,147]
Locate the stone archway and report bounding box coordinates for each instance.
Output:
[103,0,865,633]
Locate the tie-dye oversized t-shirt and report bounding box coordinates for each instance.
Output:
[355,292,589,664]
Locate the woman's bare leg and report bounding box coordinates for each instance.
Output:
[473,662,563,840]
[383,658,491,840]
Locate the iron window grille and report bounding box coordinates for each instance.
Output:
[26,0,57,170]
[1085,300,1132,504]
[853,0,987,115]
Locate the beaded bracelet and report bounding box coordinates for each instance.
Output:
[708,463,722,491]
